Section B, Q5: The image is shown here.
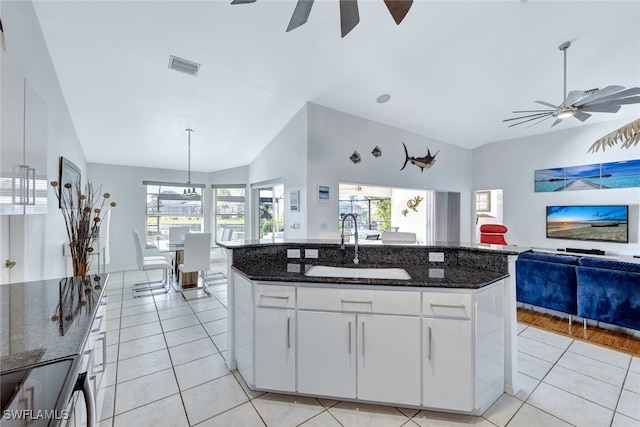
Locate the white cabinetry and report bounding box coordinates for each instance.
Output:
[298,310,356,398]
[231,272,505,414]
[0,50,47,215]
[254,284,296,392]
[297,287,421,405]
[357,313,421,406]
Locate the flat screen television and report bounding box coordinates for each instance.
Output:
[546,205,629,243]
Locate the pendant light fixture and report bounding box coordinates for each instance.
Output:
[183,129,198,197]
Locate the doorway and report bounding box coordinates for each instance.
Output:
[474,189,504,243]
[255,184,284,243]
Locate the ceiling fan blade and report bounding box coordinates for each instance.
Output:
[563,90,585,107]
[580,88,640,107]
[580,103,622,113]
[231,0,256,4]
[507,112,553,128]
[535,100,560,109]
[503,112,554,122]
[340,0,360,37]
[384,0,413,25]
[511,109,556,113]
[551,118,563,127]
[572,111,592,122]
[286,0,314,32]
[573,85,625,107]
[525,115,553,129]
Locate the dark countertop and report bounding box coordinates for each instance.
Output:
[226,240,521,289]
[233,261,508,289]
[218,238,527,256]
[0,274,108,373]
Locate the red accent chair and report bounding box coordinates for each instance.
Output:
[480,224,508,245]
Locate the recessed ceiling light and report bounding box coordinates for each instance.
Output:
[376,94,391,104]
[168,55,200,76]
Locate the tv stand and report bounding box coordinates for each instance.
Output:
[565,248,605,256]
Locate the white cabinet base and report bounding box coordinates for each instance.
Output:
[232,272,505,415]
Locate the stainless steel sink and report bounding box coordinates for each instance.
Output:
[304,265,411,280]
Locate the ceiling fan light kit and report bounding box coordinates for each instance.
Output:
[504,41,640,129]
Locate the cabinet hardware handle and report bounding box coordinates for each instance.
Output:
[262,295,289,300]
[93,333,107,374]
[287,317,291,348]
[348,321,352,354]
[341,299,372,304]
[362,321,365,356]
[28,167,36,205]
[427,326,432,360]
[430,303,466,309]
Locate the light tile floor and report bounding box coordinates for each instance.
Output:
[99,270,640,427]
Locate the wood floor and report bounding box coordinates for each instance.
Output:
[517,308,640,357]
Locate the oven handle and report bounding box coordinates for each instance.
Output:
[74,371,96,427]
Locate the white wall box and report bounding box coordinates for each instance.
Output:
[0,50,48,215]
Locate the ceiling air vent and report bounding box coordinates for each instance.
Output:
[168,55,200,76]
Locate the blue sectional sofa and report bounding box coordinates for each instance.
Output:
[515,252,579,317]
[516,251,640,331]
[576,257,640,331]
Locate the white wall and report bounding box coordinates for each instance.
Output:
[306,103,473,240]
[248,105,308,240]
[2,1,87,281]
[88,163,210,272]
[210,165,249,185]
[473,117,640,256]
[391,188,429,243]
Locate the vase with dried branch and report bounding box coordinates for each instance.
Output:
[51,181,116,276]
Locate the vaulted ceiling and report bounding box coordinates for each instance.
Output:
[31,1,640,172]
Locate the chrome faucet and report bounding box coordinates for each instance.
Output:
[340,213,359,264]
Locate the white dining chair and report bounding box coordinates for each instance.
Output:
[132,230,172,297]
[178,232,212,300]
[381,231,417,243]
[169,226,190,244]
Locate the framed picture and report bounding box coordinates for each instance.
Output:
[290,190,300,212]
[476,191,491,213]
[318,185,330,206]
[59,157,81,208]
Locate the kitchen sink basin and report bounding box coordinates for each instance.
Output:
[304,265,411,280]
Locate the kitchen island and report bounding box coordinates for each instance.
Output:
[219,240,524,415]
[0,274,108,426]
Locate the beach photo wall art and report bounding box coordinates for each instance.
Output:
[534,159,640,192]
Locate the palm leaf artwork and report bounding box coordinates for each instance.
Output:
[588,117,640,152]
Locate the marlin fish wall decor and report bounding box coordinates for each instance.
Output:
[401,142,439,172]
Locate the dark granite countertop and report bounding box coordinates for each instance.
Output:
[0,274,108,373]
[226,240,521,289]
[233,261,508,289]
[218,239,527,256]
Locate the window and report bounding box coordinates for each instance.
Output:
[213,186,245,242]
[144,182,203,248]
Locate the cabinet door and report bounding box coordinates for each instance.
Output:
[254,307,296,392]
[423,317,473,411]
[23,81,47,214]
[0,50,26,215]
[357,314,421,406]
[298,310,356,399]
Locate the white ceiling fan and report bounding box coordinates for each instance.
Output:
[504,41,640,128]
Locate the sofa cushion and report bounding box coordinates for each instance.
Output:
[517,251,579,265]
[576,266,640,331]
[578,257,640,273]
[516,255,578,315]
